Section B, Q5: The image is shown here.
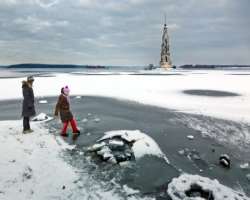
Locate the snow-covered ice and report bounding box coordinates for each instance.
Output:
[173,114,250,151]
[38,100,48,104]
[75,96,82,99]
[240,163,249,169]
[32,113,53,122]
[81,118,88,123]
[167,174,250,200]
[187,135,194,140]
[94,118,101,123]
[0,70,249,123]
[247,174,250,182]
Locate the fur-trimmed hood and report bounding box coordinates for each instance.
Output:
[22,81,32,88]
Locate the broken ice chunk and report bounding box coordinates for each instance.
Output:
[102,152,113,160]
[240,163,249,169]
[246,174,250,182]
[94,118,101,123]
[82,118,88,123]
[178,150,185,155]
[107,156,117,164]
[32,113,52,122]
[87,142,106,152]
[39,100,48,104]
[187,135,194,140]
[97,146,111,156]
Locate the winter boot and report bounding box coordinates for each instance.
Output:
[61,133,69,137]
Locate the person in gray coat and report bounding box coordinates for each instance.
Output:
[22,76,36,133]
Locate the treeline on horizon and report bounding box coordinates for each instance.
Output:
[4,63,107,69]
[179,64,250,69]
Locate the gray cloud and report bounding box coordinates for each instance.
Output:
[0,0,249,66]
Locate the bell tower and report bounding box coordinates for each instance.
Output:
[160,15,172,69]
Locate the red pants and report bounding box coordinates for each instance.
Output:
[61,118,79,134]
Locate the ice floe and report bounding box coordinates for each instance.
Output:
[240,163,249,169]
[94,118,101,123]
[82,118,88,123]
[88,130,169,164]
[187,135,194,140]
[32,113,53,122]
[167,174,250,200]
[38,100,48,104]
[75,95,82,99]
[246,174,250,182]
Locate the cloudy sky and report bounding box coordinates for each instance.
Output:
[0,0,249,66]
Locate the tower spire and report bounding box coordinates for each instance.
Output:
[164,13,167,27]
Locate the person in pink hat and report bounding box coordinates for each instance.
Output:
[54,86,80,138]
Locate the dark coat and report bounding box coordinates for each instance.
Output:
[22,81,36,117]
[54,94,73,123]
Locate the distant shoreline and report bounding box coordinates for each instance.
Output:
[1,63,249,69]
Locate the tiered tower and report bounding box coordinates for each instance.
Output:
[160,18,172,69]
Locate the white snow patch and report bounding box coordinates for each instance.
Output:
[187,135,194,140]
[99,130,169,163]
[38,100,48,104]
[88,142,106,152]
[246,174,250,182]
[109,140,124,147]
[123,185,140,196]
[32,113,53,122]
[178,150,185,155]
[240,163,249,169]
[94,118,101,123]
[82,118,88,123]
[168,174,250,200]
[75,96,82,99]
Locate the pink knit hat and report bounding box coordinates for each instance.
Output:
[63,86,70,95]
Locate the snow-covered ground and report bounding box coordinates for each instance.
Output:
[0,120,153,200]
[1,70,250,123]
[0,120,79,200]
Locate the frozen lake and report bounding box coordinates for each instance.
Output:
[1,68,250,199]
[1,96,250,198]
